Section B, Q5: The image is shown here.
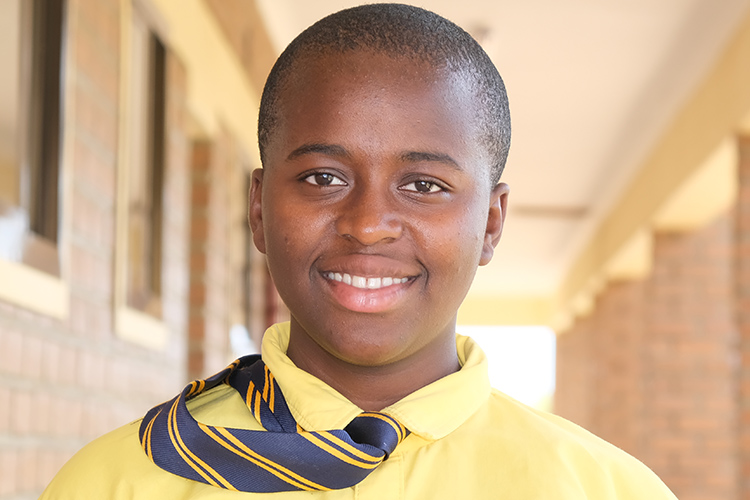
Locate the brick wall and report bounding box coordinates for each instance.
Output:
[188,137,232,380]
[0,1,192,498]
[593,280,646,456]
[555,212,739,499]
[555,314,595,430]
[186,129,289,377]
[645,217,738,498]
[555,280,647,456]
[737,135,750,500]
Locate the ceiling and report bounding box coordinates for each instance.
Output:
[255,0,750,298]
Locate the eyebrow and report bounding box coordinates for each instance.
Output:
[400,151,462,170]
[286,143,349,161]
[286,143,462,170]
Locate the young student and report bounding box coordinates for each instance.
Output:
[42,4,677,498]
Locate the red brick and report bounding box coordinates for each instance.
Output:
[38,449,59,491]
[57,345,78,386]
[0,329,23,375]
[22,334,43,380]
[0,386,10,432]
[40,342,60,383]
[17,447,37,492]
[31,391,51,435]
[10,390,32,435]
[63,399,83,439]
[0,449,18,495]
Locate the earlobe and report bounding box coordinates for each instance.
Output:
[248,168,267,254]
[479,182,509,266]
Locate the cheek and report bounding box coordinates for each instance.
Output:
[421,210,486,276]
[457,213,489,273]
[263,196,332,269]
[263,199,303,264]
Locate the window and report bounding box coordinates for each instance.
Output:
[0,0,66,276]
[125,9,166,317]
[113,1,170,349]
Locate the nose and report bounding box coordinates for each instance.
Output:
[334,185,403,246]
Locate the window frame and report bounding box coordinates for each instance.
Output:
[0,0,70,319]
[113,0,170,349]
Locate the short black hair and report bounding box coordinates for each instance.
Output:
[257,3,511,184]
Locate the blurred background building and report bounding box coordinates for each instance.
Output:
[1,0,749,498]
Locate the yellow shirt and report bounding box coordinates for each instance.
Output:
[41,323,676,499]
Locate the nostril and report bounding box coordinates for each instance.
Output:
[335,207,403,246]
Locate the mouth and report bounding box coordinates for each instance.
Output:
[322,272,410,289]
[319,268,416,313]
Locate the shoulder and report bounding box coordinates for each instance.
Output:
[40,384,257,499]
[39,420,153,499]
[474,389,677,499]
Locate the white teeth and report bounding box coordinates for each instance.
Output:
[325,272,408,289]
[352,275,367,288]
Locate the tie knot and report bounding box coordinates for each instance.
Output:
[140,357,411,492]
[344,412,408,458]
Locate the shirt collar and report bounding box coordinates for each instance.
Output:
[261,322,491,441]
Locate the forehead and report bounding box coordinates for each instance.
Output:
[269,50,487,168]
[282,50,471,110]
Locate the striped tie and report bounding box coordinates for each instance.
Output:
[138,355,408,492]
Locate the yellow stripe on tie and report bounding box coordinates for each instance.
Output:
[144,406,165,458]
[140,414,153,450]
[189,379,206,397]
[299,432,381,469]
[145,417,154,458]
[201,424,332,492]
[269,373,275,412]
[246,381,256,410]
[201,425,322,491]
[254,390,262,425]
[168,400,237,491]
[140,423,148,453]
[166,400,221,488]
[142,409,162,459]
[263,365,270,402]
[359,413,405,442]
[315,432,383,464]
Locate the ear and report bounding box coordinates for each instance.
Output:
[248,168,267,254]
[479,182,509,266]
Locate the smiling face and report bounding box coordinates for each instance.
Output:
[250,51,508,376]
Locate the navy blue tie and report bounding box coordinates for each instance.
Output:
[139,355,408,492]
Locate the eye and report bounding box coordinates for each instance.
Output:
[401,180,444,193]
[303,172,346,187]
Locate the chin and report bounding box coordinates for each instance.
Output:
[323,334,411,368]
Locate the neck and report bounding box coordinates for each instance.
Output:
[285,326,461,411]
